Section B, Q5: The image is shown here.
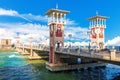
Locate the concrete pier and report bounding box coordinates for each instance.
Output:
[28,51,41,60]
[28,56,42,60]
[46,62,107,71]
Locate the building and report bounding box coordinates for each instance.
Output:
[0,39,12,50]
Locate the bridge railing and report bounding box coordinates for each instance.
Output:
[17,44,120,61]
[55,47,81,54]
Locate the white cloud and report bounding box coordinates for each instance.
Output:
[0,8,90,46]
[0,23,49,44]
[66,19,77,26]
[22,13,47,22]
[105,36,120,46]
[0,22,90,46]
[0,8,18,16]
[0,8,47,22]
[64,26,89,41]
[0,8,81,24]
[0,28,15,39]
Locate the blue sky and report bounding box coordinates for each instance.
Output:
[0,0,120,46]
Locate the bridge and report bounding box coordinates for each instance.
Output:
[15,7,120,71]
[16,44,120,71]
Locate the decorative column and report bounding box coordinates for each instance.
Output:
[101,19,103,25]
[63,14,66,24]
[60,13,63,23]
[52,12,55,22]
[97,18,98,27]
[93,20,95,27]
[104,19,106,28]
[57,13,59,23]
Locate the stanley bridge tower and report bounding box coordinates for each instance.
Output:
[88,13,108,50]
[45,7,69,69]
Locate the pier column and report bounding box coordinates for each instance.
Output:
[110,47,116,60]
[28,37,41,60]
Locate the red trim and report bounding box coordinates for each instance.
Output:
[56,32,62,37]
[50,47,53,63]
[99,34,104,38]
[92,34,96,38]
[91,28,96,38]
[100,28,104,30]
[99,28,104,38]
[91,28,95,30]
[57,24,63,27]
[50,32,53,37]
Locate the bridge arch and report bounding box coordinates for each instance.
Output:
[99,42,104,50]
[91,42,97,49]
[55,41,64,49]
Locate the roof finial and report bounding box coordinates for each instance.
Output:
[96,11,98,16]
[56,3,58,9]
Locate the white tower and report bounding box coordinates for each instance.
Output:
[46,7,69,63]
[88,13,109,50]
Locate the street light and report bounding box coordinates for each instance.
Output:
[29,37,33,56]
[87,31,91,52]
[106,36,110,49]
[68,34,72,48]
[15,36,20,49]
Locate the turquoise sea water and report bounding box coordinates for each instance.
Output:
[0,52,27,67]
[0,52,120,80]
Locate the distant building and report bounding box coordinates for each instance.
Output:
[0,39,12,50]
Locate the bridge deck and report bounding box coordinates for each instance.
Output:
[17,46,120,65]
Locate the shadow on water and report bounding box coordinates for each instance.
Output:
[0,52,120,80]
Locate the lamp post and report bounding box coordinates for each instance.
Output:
[83,38,87,49]
[15,36,20,49]
[22,42,24,52]
[29,37,33,56]
[68,34,72,48]
[106,36,110,50]
[87,31,91,52]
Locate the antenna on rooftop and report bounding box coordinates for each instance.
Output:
[96,11,98,16]
[56,3,58,9]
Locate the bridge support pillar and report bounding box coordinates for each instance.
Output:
[46,53,69,71]
[20,49,30,55]
[28,50,41,60]
[46,55,107,72]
